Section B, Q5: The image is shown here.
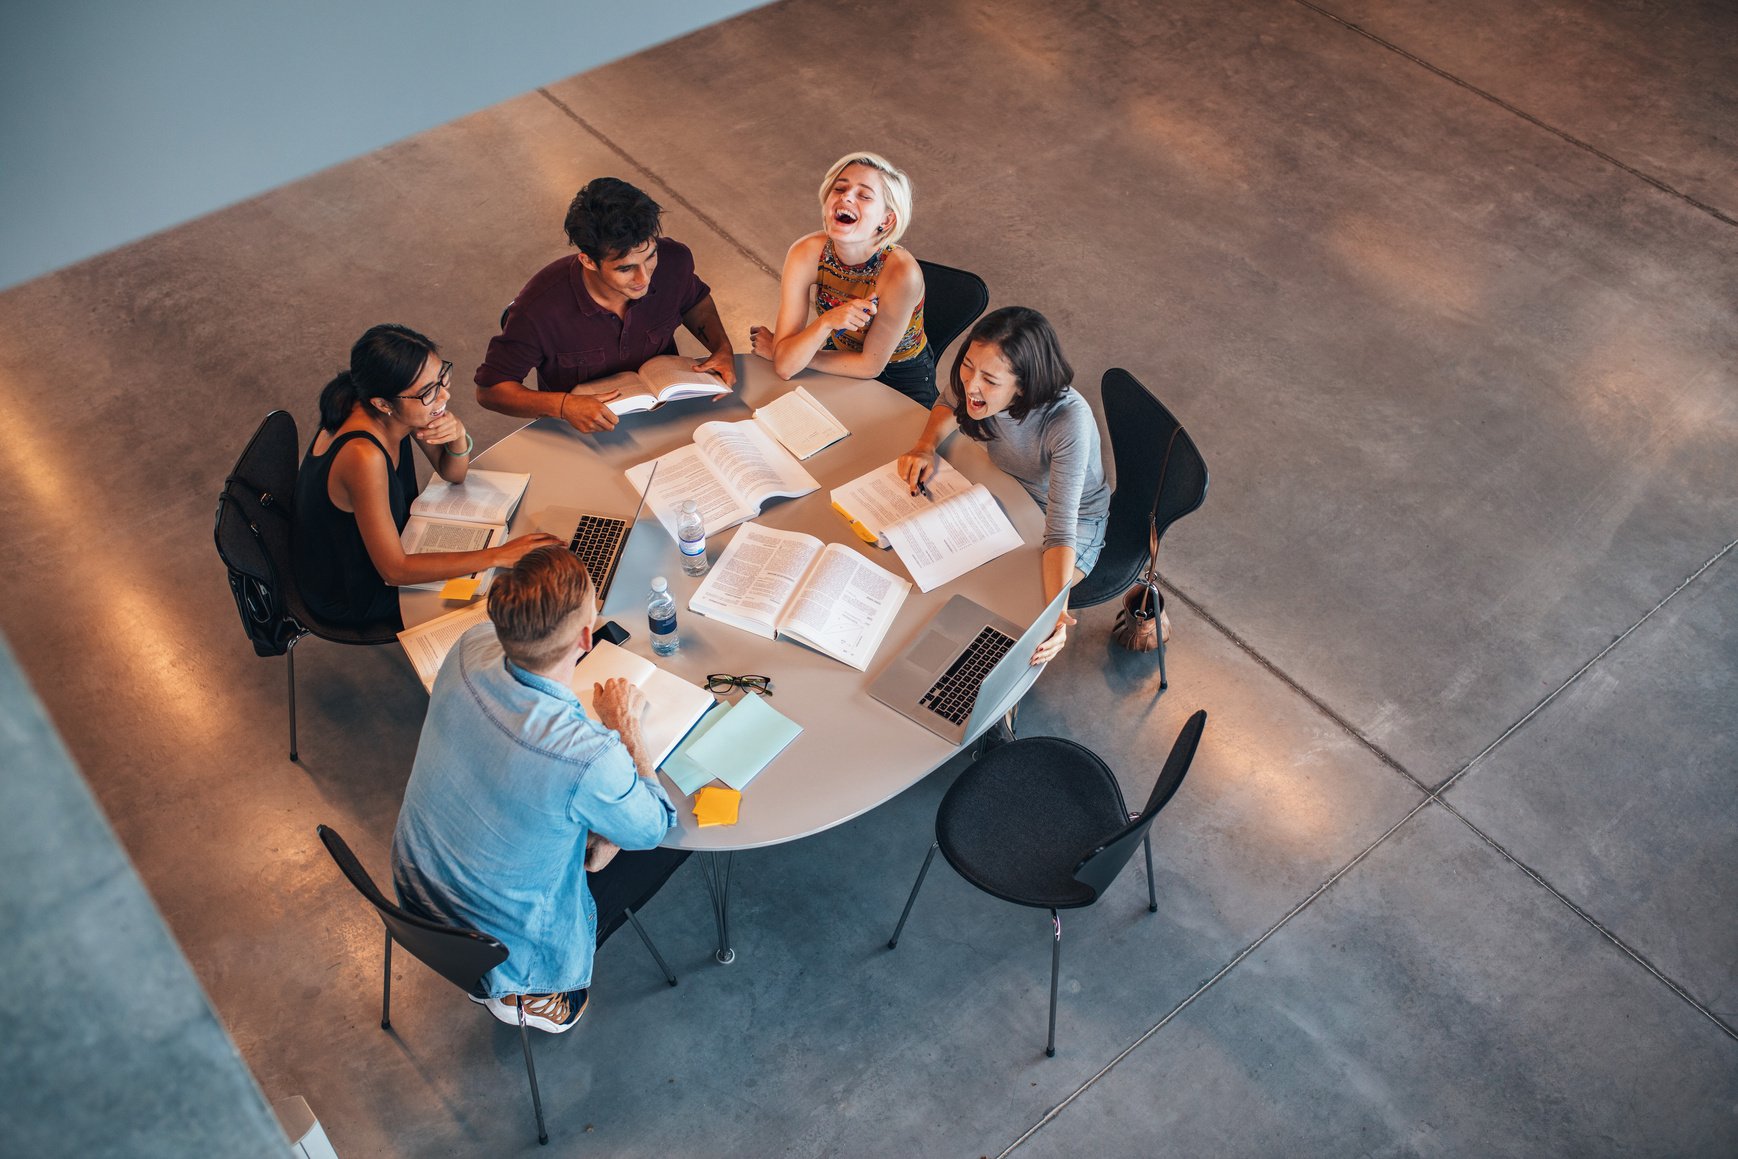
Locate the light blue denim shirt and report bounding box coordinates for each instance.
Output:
[391,623,676,996]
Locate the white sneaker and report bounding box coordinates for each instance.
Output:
[470,988,589,1034]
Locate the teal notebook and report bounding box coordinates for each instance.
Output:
[665,693,802,794]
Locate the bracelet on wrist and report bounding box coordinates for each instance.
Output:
[447,431,473,457]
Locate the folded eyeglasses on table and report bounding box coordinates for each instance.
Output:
[705,673,773,695]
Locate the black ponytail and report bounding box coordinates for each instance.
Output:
[317,371,359,433]
[315,323,441,432]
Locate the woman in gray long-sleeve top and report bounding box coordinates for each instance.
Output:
[897,307,1110,664]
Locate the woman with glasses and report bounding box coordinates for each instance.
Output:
[293,323,560,628]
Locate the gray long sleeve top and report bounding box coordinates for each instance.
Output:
[972,388,1111,552]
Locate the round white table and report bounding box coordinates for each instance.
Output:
[403,355,1048,960]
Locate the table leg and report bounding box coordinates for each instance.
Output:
[699,851,735,964]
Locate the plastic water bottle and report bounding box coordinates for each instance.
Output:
[678,500,709,576]
[648,576,679,655]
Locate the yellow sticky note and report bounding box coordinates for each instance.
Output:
[693,786,741,828]
[440,577,481,601]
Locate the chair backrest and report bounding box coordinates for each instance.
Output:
[214,411,303,656]
[917,259,990,364]
[1067,371,1207,608]
[1102,369,1208,551]
[317,825,507,994]
[1071,710,1207,900]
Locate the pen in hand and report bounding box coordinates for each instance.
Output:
[917,480,934,501]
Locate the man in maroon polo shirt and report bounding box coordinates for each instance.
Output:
[475,177,736,433]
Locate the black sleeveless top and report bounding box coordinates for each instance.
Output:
[292,429,419,628]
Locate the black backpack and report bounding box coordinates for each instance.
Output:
[214,411,303,657]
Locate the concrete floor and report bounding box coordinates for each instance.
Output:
[2,0,1735,1154]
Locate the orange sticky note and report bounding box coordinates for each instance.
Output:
[693,786,741,828]
[440,577,481,601]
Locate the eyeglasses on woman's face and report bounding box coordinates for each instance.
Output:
[399,359,454,407]
[705,673,773,695]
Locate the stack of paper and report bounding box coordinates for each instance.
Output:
[663,693,802,799]
[830,460,1022,592]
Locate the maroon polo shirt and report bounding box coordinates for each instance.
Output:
[474,238,711,393]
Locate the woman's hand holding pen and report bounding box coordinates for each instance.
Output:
[821,297,877,333]
[896,444,938,496]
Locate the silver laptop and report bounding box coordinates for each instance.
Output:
[557,460,657,605]
[869,585,1072,745]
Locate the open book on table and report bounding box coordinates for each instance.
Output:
[752,387,849,460]
[572,354,732,416]
[829,459,1023,592]
[687,523,910,671]
[397,601,491,695]
[625,421,819,542]
[569,640,717,770]
[398,468,532,594]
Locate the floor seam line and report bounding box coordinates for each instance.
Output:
[1433,798,1738,1042]
[996,797,1437,1157]
[1289,0,1738,229]
[1433,537,1738,796]
[1160,580,1431,794]
[535,88,782,281]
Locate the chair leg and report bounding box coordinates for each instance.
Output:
[1046,910,1062,1058]
[286,633,302,761]
[1144,833,1158,913]
[516,1003,550,1146]
[624,907,678,986]
[380,929,392,1030]
[888,842,939,949]
[1158,638,1168,691]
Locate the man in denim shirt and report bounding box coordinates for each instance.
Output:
[392,547,677,1033]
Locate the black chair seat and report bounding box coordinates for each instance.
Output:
[936,737,1129,910]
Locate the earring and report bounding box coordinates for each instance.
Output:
[875,225,885,234]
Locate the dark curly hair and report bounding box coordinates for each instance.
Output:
[564,177,663,262]
[950,307,1074,442]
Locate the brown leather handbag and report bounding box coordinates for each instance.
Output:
[1111,427,1179,653]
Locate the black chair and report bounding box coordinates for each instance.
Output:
[317,826,685,1146]
[1069,370,1208,684]
[214,411,398,760]
[917,259,990,364]
[888,711,1207,1057]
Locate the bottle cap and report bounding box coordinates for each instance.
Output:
[651,576,668,592]
[681,499,699,513]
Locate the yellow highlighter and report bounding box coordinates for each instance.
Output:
[831,501,883,547]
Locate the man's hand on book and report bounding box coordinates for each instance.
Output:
[594,677,648,730]
[693,349,737,387]
[560,390,621,433]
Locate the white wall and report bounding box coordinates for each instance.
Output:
[0,0,765,291]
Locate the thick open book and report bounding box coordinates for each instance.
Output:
[573,354,732,416]
[830,460,1023,592]
[397,601,491,694]
[569,640,716,770]
[688,523,910,670]
[398,469,532,593]
[625,421,820,541]
[753,387,850,459]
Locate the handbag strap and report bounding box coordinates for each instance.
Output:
[1135,426,1183,589]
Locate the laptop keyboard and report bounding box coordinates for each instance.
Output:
[920,626,1017,725]
[568,515,627,595]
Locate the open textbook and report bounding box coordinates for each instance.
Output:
[687,523,910,670]
[569,641,716,769]
[398,469,532,593]
[625,421,819,541]
[752,387,849,459]
[830,460,1023,592]
[397,602,491,694]
[572,354,732,415]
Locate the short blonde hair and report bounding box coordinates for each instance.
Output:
[487,547,595,670]
[817,151,914,247]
